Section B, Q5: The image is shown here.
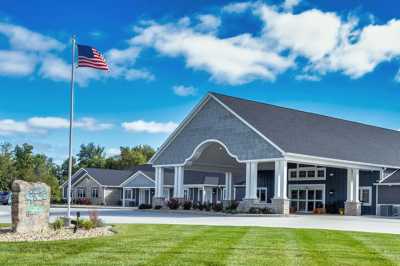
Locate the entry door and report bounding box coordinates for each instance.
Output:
[290,186,324,213]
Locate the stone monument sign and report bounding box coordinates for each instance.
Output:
[11,180,50,233]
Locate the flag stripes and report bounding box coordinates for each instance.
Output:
[77,44,109,71]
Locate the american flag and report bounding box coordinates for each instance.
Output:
[77,44,109,71]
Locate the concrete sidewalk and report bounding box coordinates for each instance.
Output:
[0,206,399,234]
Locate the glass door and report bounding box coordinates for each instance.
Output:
[290,186,324,213]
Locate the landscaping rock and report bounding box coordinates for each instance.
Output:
[11,180,50,233]
[0,226,114,242]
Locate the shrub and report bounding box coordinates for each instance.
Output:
[79,219,95,230]
[248,207,260,214]
[212,203,223,212]
[198,203,204,211]
[138,204,152,209]
[260,207,273,214]
[154,205,162,210]
[167,198,181,210]
[76,198,91,205]
[204,203,212,212]
[89,210,104,227]
[183,201,192,210]
[52,217,64,230]
[224,201,239,212]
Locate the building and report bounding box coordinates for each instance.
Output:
[61,164,228,207]
[149,92,400,216]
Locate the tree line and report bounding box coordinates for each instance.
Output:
[0,142,155,200]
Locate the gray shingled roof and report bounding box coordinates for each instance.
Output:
[84,168,133,186]
[381,170,400,184]
[211,92,400,167]
[70,165,225,187]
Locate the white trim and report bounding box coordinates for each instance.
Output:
[288,184,326,213]
[375,183,400,186]
[257,187,268,203]
[209,93,285,154]
[149,94,212,164]
[379,169,400,184]
[120,171,155,187]
[359,186,372,206]
[285,153,394,170]
[60,168,86,188]
[72,172,103,188]
[184,139,241,164]
[288,165,326,181]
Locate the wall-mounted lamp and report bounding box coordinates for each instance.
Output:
[329,189,335,196]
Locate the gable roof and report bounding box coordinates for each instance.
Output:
[210,92,400,167]
[84,168,133,186]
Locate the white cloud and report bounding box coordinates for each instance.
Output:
[222,2,252,13]
[0,22,64,52]
[0,119,34,135]
[74,117,113,131]
[196,14,221,32]
[27,117,70,129]
[173,85,197,96]
[106,148,120,157]
[39,55,103,86]
[316,19,400,78]
[0,50,36,76]
[258,5,342,61]
[282,0,300,11]
[0,116,113,135]
[122,120,178,134]
[105,46,154,81]
[131,21,293,85]
[295,73,321,81]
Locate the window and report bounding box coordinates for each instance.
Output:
[77,187,86,198]
[288,165,326,181]
[289,185,325,213]
[125,189,132,200]
[359,187,372,206]
[257,188,267,202]
[91,188,98,198]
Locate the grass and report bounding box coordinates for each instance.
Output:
[0,224,400,265]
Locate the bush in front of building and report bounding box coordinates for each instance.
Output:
[154,205,162,210]
[248,207,273,214]
[224,201,239,212]
[203,203,212,211]
[167,198,180,210]
[138,204,152,209]
[74,198,91,205]
[212,203,223,212]
[79,219,95,230]
[51,217,65,230]
[182,200,192,210]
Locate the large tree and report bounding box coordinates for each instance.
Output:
[77,143,106,168]
[0,143,16,191]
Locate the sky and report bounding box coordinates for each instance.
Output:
[0,0,400,163]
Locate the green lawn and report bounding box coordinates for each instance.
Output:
[0,224,400,265]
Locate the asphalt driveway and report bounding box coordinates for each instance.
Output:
[1,205,399,234]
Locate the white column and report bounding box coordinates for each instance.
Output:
[122,188,125,207]
[347,168,359,202]
[274,159,288,199]
[173,166,184,198]
[224,172,233,201]
[155,167,164,198]
[245,161,258,200]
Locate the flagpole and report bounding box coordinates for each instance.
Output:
[67,35,76,223]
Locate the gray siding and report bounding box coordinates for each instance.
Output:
[123,173,154,188]
[378,186,400,204]
[73,175,103,205]
[104,187,121,206]
[153,98,283,165]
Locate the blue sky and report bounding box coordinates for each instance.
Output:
[0,0,399,163]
